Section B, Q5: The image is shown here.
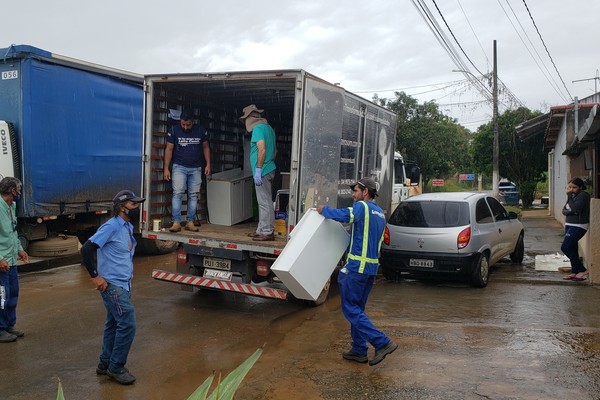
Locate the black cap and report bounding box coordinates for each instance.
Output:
[112,190,145,205]
[349,177,379,196]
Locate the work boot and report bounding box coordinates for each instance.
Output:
[342,349,368,363]
[0,330,17,343]
[252,233,275,241]
[96,360,109,375]
[369,341,398,366]
[169,222,181,232]
[6,327,24,338]
[107,368,136,385]
[185,221,199,232]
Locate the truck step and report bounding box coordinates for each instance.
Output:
[151,269,288,301]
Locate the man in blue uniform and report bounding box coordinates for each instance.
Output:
[317,177,397,366]
[0,177,28,343]
[164,111,211,232]
[80,190,145,385]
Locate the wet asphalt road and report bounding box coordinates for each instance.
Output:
[2,210,600,399]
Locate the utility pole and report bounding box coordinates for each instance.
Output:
[492,40,499,199]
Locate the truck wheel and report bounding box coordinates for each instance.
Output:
[135,237,179,255]
[18,235,29,252]
[27,235,79,257]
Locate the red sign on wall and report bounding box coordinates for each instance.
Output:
[432,179,445,187]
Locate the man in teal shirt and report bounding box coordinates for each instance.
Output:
[0,177,29,343]
[240,104,277,241]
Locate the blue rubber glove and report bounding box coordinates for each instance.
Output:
[253,167,263,186]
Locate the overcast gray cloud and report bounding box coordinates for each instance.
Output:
[4,0,600,130]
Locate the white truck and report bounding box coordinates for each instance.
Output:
[141,70,419,305]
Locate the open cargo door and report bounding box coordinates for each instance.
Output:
[294,76,344,221]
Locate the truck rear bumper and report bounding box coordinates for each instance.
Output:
[151,269,288,301]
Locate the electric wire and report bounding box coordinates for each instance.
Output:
[521,0,573,101]
[497,0,569,103]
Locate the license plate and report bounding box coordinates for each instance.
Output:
[203,257,231,270]
[203,268,233,281]
[409,258,434,268]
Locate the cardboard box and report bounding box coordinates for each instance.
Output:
[271,208,349,301]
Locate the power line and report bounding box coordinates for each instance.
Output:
[521,0,573,101]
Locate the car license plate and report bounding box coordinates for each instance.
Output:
[203,257,231,270]
[203,268,233,281]
[409,258,434,268]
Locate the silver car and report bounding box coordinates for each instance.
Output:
[380,192,524,287]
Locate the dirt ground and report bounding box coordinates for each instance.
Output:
[2,209,600,400]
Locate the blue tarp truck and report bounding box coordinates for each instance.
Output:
[0,45,176,255]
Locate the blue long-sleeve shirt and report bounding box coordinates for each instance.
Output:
[321,201,386,275]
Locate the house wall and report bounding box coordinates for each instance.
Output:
[552,116,569,219]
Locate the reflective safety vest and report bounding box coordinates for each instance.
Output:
[321,200,386,275]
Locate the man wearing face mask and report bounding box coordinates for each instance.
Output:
[163,111,211,232]
[0,177,29,343]
[80,190,145,385]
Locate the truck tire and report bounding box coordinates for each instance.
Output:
[135,237,179,255]
[27,235,80,257]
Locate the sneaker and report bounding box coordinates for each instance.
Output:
[0,330,17,343]
[107,368,136,385]
[342,349,368,363]
[185,221,199,232]
[6,327,24,338]
[369,341,398,366]
[96,361,109,375]
[169,222,181,232]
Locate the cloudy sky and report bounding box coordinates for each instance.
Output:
[4,0,600,131]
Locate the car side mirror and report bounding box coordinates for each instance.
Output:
[508,211,518,220]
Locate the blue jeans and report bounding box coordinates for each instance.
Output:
[100,284,136,373]
[171,164,202,223]
[0,265,19,330]
[561,225,588,274]
[338,268,390,355]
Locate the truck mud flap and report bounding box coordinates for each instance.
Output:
[151,269,288,301]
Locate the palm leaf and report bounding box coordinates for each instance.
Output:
[187,374,215,400]
[56,379,65,400]
[206,346,263,400]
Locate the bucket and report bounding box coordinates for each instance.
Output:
[152,219,161,232]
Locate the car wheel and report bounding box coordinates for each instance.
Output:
[471,252,490,288]
[510,233,525,264]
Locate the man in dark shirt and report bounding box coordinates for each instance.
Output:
[163,111,211,232]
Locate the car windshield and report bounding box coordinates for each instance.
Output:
[388,201,470,227]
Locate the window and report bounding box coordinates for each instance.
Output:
[475,199,493,224]
[389,201,469,227]
[487,197,508,221]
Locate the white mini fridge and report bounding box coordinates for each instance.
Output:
[271,208,349,301]
[207,168,254,226]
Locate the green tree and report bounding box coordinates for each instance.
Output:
[470,107,545,207]
[380,92,471,184]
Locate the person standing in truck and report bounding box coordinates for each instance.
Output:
[317,178,398,366]
[0,177,28,343]
[240,104,277,241]
[80,190,145,385]
[163,111,211,232]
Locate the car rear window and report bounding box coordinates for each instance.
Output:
[388,201,470,227]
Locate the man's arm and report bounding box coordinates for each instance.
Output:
[163,142,174,181]
[80,240,108,292]
[203,141,211,176]
[256,140,266,168]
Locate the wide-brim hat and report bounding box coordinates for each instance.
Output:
[239,104,264,120]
